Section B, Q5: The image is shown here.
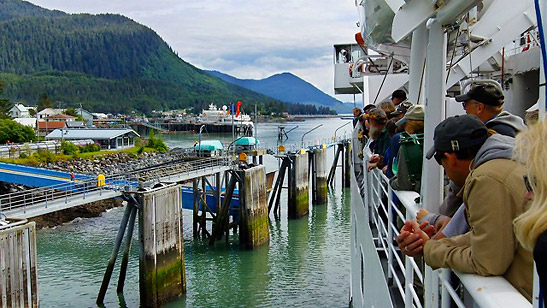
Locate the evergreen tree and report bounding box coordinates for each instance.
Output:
[0,81,11,119]
[64,107,77,116]
[37,92,53,111]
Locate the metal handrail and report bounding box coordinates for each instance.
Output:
[0,156,232,214]
[358,146,533,308]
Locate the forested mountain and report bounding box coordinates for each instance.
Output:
[0,0,328,114]
[207,71,352,113]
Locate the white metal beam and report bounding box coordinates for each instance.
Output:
[408,24,427,104]
[446,1,536,88]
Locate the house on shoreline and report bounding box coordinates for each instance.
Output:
[45,128,140,149]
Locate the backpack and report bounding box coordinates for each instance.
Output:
[398,132,424,182]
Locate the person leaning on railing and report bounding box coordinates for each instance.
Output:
[513,120,547,306]
[388,105,424,193]
[396,115,534,301]
[366,108,391,171]
[416,82,527,239]
[382,102,414,178]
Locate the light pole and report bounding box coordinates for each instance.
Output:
[198,125,205,157]
[334,121,351,141]
[301,124,323,148]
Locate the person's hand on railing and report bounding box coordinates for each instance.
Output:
[369,154,380,163]
[367,162,378,172]
[396,220,434,257]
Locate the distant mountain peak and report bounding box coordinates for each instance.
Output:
[0,0,65,22]
[207,70,353,113]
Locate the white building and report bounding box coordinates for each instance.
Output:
[13,118,37,129]
[46,128,140,149]
[9,104,31,118]
[37,108,64,120]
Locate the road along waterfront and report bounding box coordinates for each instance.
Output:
[36,118,354,307]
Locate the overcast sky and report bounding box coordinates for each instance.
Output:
[27,0,358,101]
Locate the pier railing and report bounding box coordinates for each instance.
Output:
[0,174,135,215]
[0,156,233,217]
[353,150,534,308]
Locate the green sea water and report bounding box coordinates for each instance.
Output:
[36,118,354,307]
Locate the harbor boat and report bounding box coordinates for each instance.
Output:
[197,104,254,135]
[138,103,255,136]
[336,0,546,307]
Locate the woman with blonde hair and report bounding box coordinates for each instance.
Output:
[513,120,547,305]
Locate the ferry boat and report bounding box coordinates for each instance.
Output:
[159,103,254,136]
[335,0,546,307]
[198,104,254,135]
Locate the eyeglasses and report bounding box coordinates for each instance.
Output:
[462,100,480,109]
[434,151,445,165]
[523,175,534,193]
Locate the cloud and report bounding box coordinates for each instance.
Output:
[28,0,358,98]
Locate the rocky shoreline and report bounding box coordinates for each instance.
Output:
[29,198,124,229]
[2,149,193,228]
[41,150,187,176]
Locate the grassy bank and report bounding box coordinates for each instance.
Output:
[0,146,157,166]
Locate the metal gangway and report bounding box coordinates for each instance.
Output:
[0,156,233,219]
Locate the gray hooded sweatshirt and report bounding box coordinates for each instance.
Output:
[442,134,516,237]
[485,111,526,137]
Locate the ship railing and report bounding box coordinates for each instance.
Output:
[504,27,540,57]
[359,151,534,308]
[350,55,408,79]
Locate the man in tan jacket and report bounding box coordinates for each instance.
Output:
[397,115,533,301]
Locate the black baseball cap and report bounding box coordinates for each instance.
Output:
[425,115,488,159]
[455,82,504,106]
[391,89,407,101]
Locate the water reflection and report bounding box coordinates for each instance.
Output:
[35,118,353,307]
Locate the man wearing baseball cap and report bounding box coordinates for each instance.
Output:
[397,115,533,301]
[391,89,407,106]
[455,81,525,137]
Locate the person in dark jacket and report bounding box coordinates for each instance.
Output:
[365,108,391,171]
[455,80,526,137]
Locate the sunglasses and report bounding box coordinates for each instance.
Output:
[434,151,445,165]
[523,175,534,193]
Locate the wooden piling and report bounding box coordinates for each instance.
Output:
[117,203,138,293]
[327,144,342,186]
[0,221,39,308]
[313,147,328,204]
[239,165,270,249]
[97,203,133,305]
[138,184,185,307]
[288,151,309,219]
[192,179,198,238]
[343,142,352,188]
[210,171,238,245]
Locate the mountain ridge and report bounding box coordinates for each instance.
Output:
[0,0,334,115]
[206,71,352,113]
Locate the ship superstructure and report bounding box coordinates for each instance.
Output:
[336,0,546,307]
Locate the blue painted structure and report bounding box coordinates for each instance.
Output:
[0,162,239,215]
[0,162,94,187]
[180,187,239,215]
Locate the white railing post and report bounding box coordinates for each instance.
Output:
[440,268,451,308]
[387,184,394,282]
[424,266,440,308]
[405,203,416,308]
